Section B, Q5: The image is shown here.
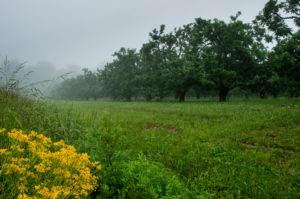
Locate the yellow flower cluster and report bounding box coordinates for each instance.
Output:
[0,128,101,199]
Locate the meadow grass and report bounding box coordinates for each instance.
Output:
[1,97,299,198]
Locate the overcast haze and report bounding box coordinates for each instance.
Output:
[0,0,269,71]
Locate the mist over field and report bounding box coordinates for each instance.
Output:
[1,0,268,80]
[0,58,82,93]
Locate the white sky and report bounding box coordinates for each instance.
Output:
[0,0,269,70]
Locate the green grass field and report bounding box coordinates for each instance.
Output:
[1,98,300,198]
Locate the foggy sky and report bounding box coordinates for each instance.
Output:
[0,0,269,71]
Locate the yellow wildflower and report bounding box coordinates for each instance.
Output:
[7,129,29,143]
[17,193,32,199]
[18,183,28,193]
[0,148,11,155]
[3,163,26,175]
[53,140,67,148]
[28,130,38,137]
[11,145,25,152]
[1,128,101,198]
[0,128,6,133]
[26,171,37,178]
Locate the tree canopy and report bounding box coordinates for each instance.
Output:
[52,0,300,102]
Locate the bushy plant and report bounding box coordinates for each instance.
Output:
[83,113,187,198]
[0,128,101,199]
[117,157,188,199]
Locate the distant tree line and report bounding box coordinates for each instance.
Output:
[52,0,300,102]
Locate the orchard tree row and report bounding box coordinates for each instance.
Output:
[52,0,300,102]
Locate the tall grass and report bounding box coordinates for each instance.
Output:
[2,96,299,198]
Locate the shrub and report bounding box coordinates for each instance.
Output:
[0,128,101,199]
[117,157,188,199]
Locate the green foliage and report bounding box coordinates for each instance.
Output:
[118,157,187,199]
[101,48,140,101]
[139,25,172,101]
[256,0,299,39]
[271,31,300,96]
[165,24,202,102]
[194,14,257,101]
[52,68,101,100]
[75,112,188,198]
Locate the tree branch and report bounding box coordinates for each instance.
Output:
[282,16,300,20]
[275,12,300,20]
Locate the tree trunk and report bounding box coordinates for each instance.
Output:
[146,95,152,101]
[178,91,186,102]
[158,89,165,101]
[259,91,266,99]
[196,91,200,99]
[125,96,131,102]
[219,87,229,102]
